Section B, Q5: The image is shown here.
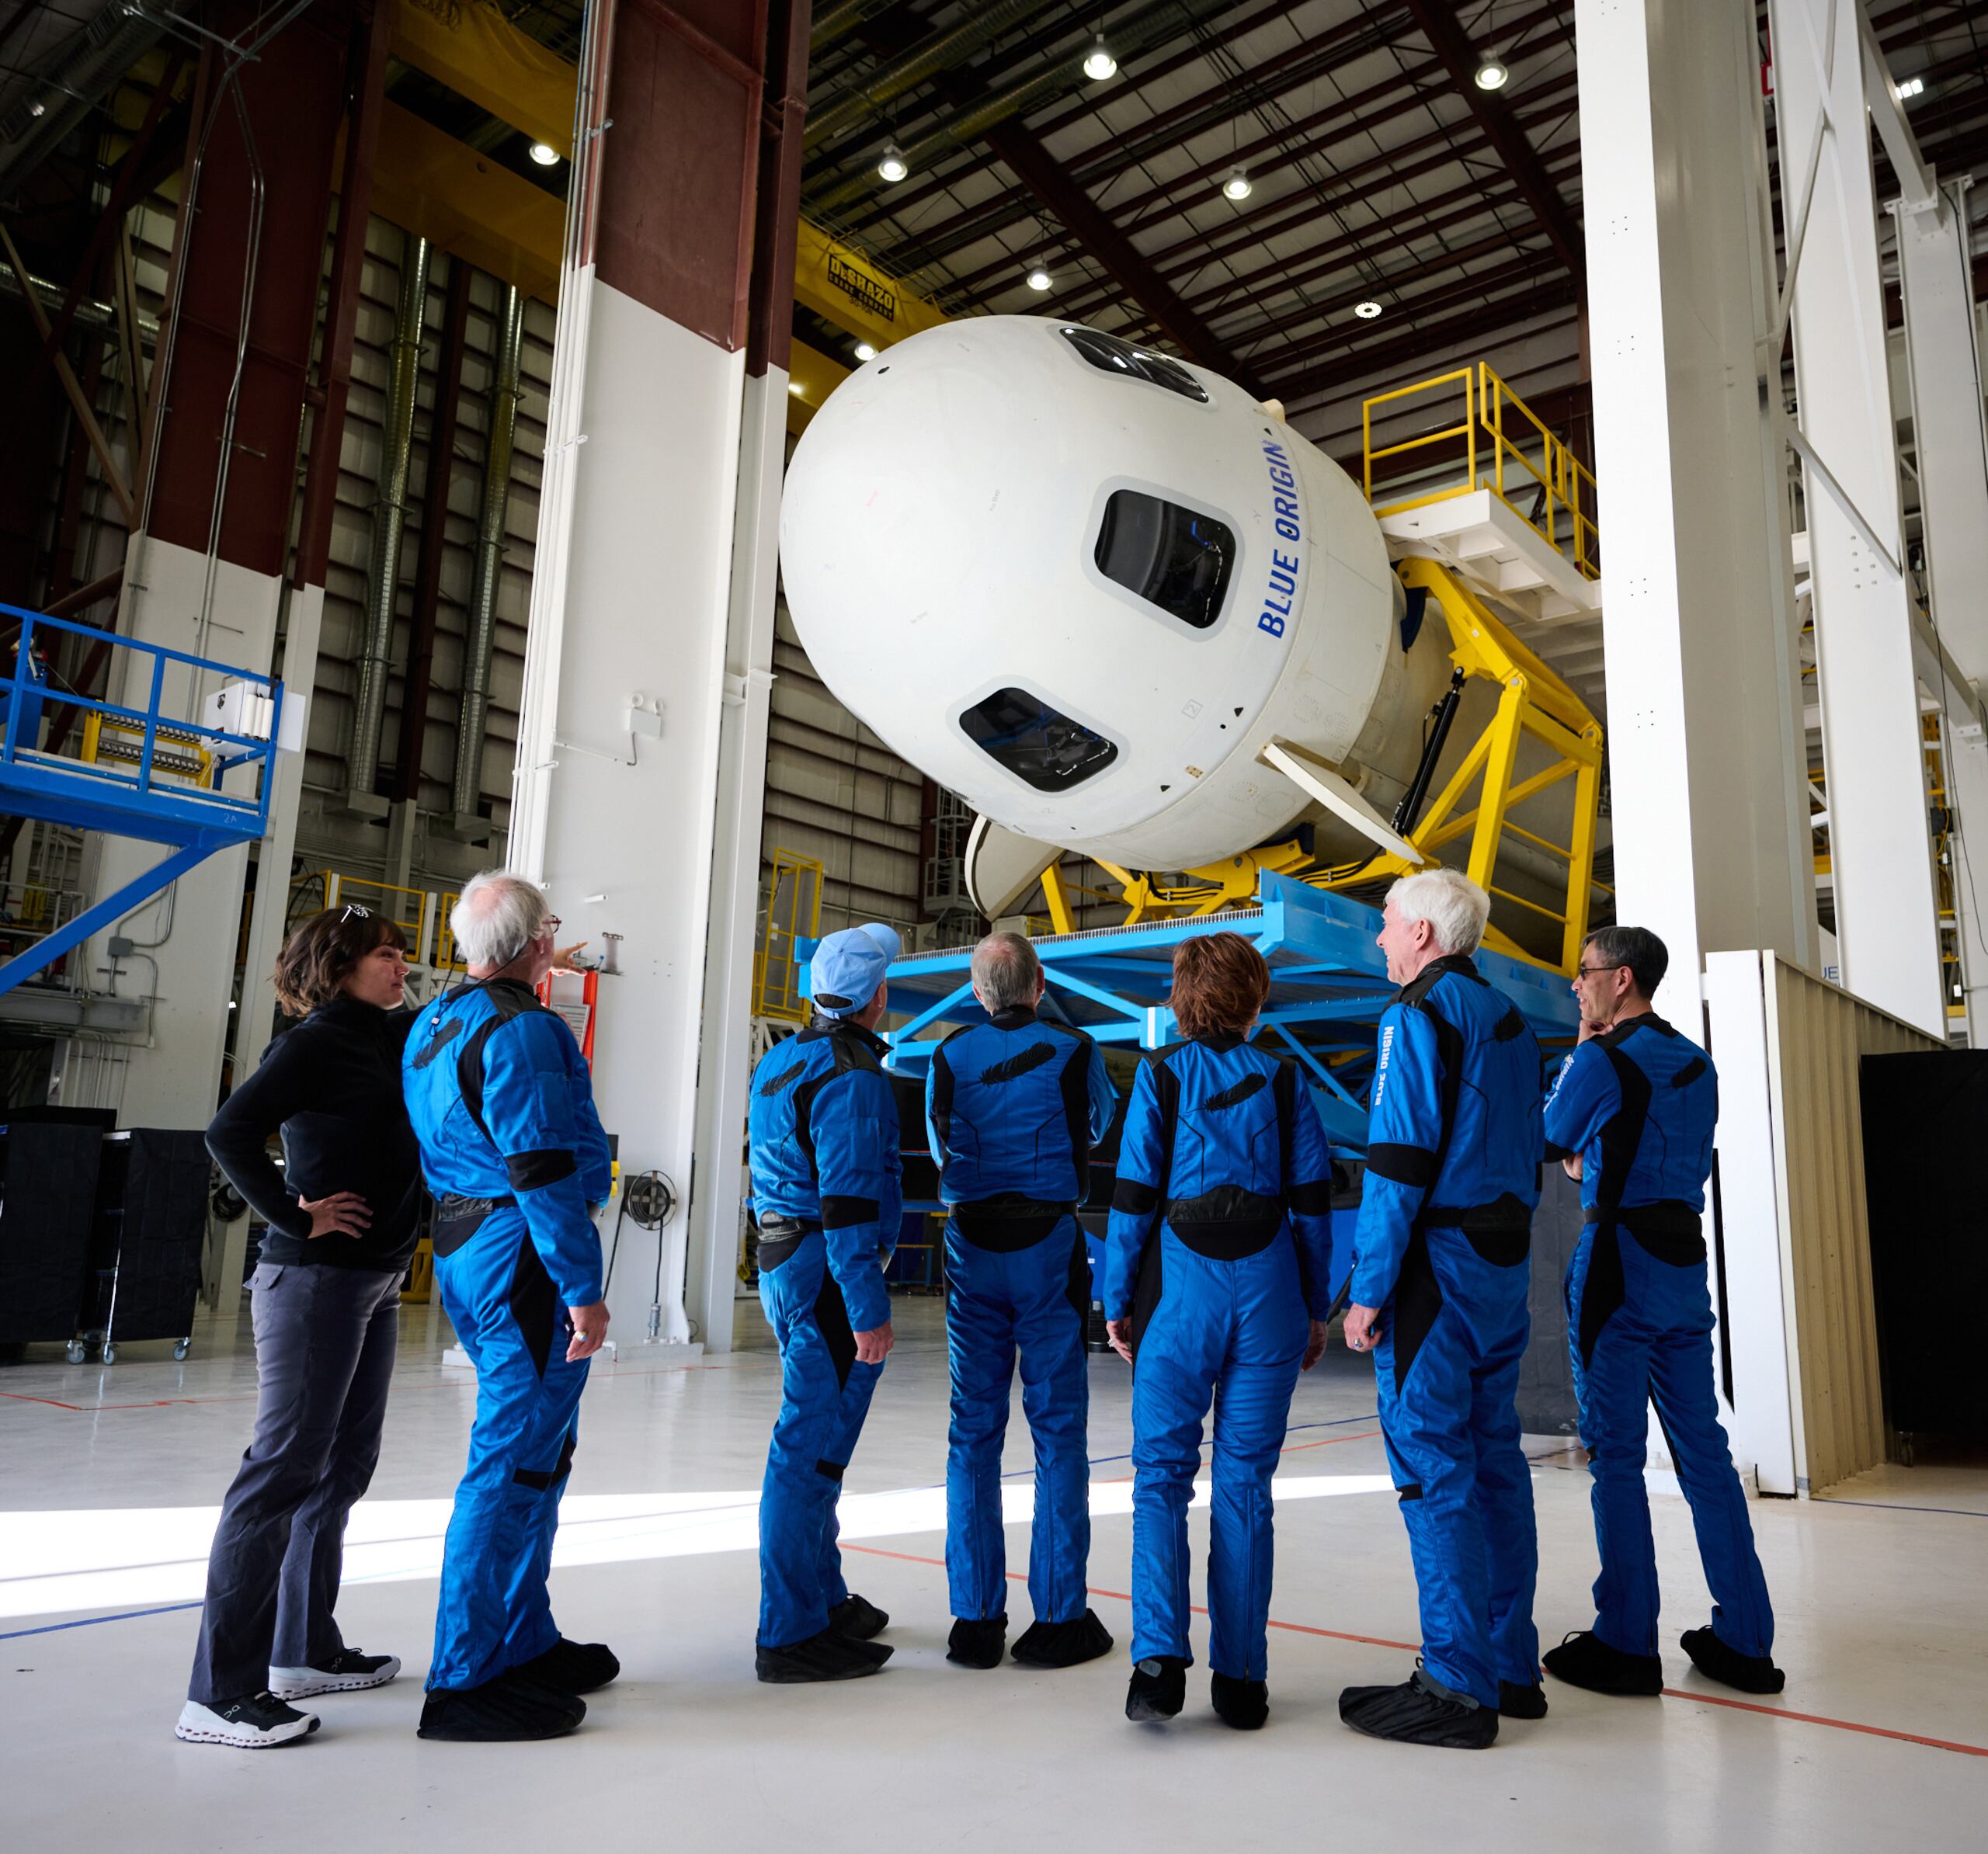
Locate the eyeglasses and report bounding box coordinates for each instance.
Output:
[1574,961,1623,981]
[544,915,561,936]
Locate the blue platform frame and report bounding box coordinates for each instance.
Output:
[0,602,283,998]
[796,871,1580,1154]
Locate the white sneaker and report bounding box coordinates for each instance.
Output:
[176,1692,320,1748]
[269,1649,402,1700]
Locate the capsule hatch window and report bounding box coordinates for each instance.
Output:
[1059,326,1208,403]
[958,688,1119,792]
[1093,490,1236,630]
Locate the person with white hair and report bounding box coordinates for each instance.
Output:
[1336,866,1548,1749]
[401,872,614,1741]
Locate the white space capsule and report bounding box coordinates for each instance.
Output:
[779,315,1451,913]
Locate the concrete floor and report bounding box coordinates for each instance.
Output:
[2,1295,1983,1852]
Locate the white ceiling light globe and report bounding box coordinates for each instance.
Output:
[1475,54,1508,91]
[878,142,909,183]
[1222,167,1253,201]
[1083,39,1117,81]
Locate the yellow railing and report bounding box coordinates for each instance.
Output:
[290,870,436,962]
[752,849,824,1023]
[1363,361,1600,579]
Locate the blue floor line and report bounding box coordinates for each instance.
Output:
[1818,1498,1988,1520]
[1,1600,204,1641]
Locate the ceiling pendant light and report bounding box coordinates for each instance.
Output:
[1083,36,1117,82]
[1354,299,1382,320]
[528,141,560,166]
[1222,165,1252,201]
[854,342,878,362]
[878,141,909,183]
[1475,52,1509,91]
[1027,262,1054,293]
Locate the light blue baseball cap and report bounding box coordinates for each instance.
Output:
[810,922,901,1018]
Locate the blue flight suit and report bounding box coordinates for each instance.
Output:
[1351,953,1544,1710]
[927,1005,1116,1628]
[403,977,611,1693]
[1544,1016,1774,1660]
[749,1016,902,1649]
[1103,1036,1336,1680]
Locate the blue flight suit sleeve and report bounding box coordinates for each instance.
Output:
[1103,1058,1164,1320]
[573,1062,612,1205]
[1086,1039,1117,1144]
[1285,1079,1337,1321]
[1350,1002,1444,1308]
[1542,1042,1620,1161]
[813,1064,899,1334]
[478,1012,605,1308]
[924,1056,946,1169]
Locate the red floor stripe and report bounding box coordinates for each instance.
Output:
[839,1542,1988,1759]
[1097,1429,1381,1484]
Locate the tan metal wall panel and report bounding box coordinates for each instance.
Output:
[1764,958,1943,1491]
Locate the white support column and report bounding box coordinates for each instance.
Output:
[1894,179,1988,1040]
[683,367,784,1354]
[87,540,283,1130]
[509,274,744,1349]
[1576,0,1816,1021]
[1771,0,1946,1036]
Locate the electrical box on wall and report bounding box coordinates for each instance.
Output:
[203,680,305,752]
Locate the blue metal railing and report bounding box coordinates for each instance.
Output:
[0,601,283,834]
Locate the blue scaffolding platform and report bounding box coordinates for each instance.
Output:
[801,871,1580,1154]
[0,602,285,998]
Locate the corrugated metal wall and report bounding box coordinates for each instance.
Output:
[1765,957,1945,1492]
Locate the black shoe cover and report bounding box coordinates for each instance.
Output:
[1541,1630,1663,1696]
[1680,1627,1785,1695]
[1210,1672,1269,1731]
[829,1594,890,1641]
[947,1614,1008,1669]
[1012,1609,1114,1669]
[418,1671,586,1742]
[516,1637,620,1696]
[756,1628,891,1684]
[1125,1655,1187,1723]
[1497,1679,1548,1720]
[1339,1668,1498,1748]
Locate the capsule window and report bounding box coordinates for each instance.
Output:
[1060,326,1208,403]
[1093,491,1235,630]
[959,688,1119,793]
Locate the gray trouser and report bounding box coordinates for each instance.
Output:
[187,1262,402,1703]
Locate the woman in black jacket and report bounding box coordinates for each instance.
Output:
[177,905,423,1750]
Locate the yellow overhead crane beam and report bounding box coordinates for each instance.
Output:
[382,2,949,431]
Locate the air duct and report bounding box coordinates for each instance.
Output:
[450,283,523,831]
[0,0,169,201]
[346,229,430,814]
[0,265,155,343]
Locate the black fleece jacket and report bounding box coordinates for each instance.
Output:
[206,995,422,1272]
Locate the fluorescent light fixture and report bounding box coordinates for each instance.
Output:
[1354,299,1383,320]
[1475,54,1508,91]
[854,342,877,361]
[878,141,909,183]
[1027,264,1053,292]
[1083,36,1117,81]
[528,141,560,166]
[1222,166,1253,201]
[1896,75,1925,100]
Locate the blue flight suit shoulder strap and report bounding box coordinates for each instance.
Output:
[1041,1019,1100,1177]
[410,979,557,1158]
[790,1019,889,1175]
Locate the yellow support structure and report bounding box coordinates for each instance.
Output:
[1040,863,1076,936]
[1083,563,1605,977]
